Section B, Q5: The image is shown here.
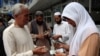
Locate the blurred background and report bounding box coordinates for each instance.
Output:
[0,0,100,31]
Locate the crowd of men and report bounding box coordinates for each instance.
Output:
[0,2,100,56]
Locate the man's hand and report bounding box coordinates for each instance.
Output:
[33,46,48,55]
[55,52,66,56]
[37,34,44,39]
[53,35,62,40]
[54,43,61,49]
[44,31,50,37]
[54,43,69,51]
[58,43,69,51]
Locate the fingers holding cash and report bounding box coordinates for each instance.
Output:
[33,46,48,55]
[55,51,66,56]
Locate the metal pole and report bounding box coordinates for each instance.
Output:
[89,0,92,13]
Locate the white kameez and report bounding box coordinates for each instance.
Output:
[53,21,75,45]
[3,24,34,56]
[53,21,71,44]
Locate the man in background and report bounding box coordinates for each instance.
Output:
[31,11,51,56]
[52,12,71,54]
[0,17,6,56]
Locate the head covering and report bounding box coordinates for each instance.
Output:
[62,2,99,56]
[54,12,61,16]
[35,11,43,16]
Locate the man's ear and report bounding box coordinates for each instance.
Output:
[14,14,18,18]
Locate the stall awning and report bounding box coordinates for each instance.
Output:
[29,0,61,13]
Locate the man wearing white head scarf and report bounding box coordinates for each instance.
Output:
[61,2,100,56]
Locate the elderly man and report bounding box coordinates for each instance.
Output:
[3,3,48,56]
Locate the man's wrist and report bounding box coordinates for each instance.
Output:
[59,35,62,38]
[33,49,35,54]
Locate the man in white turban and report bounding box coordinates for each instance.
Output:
[53,12,73,55]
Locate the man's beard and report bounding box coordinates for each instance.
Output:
[36,20,43,25]
[56,20,61,24]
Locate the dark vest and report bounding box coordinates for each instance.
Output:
[31,20,51,45]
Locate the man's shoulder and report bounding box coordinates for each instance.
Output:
[62,21,68,24]
[54,23,58,27]
[4,24,14,33]
[31,19,36,23]
[62,21,68,25]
